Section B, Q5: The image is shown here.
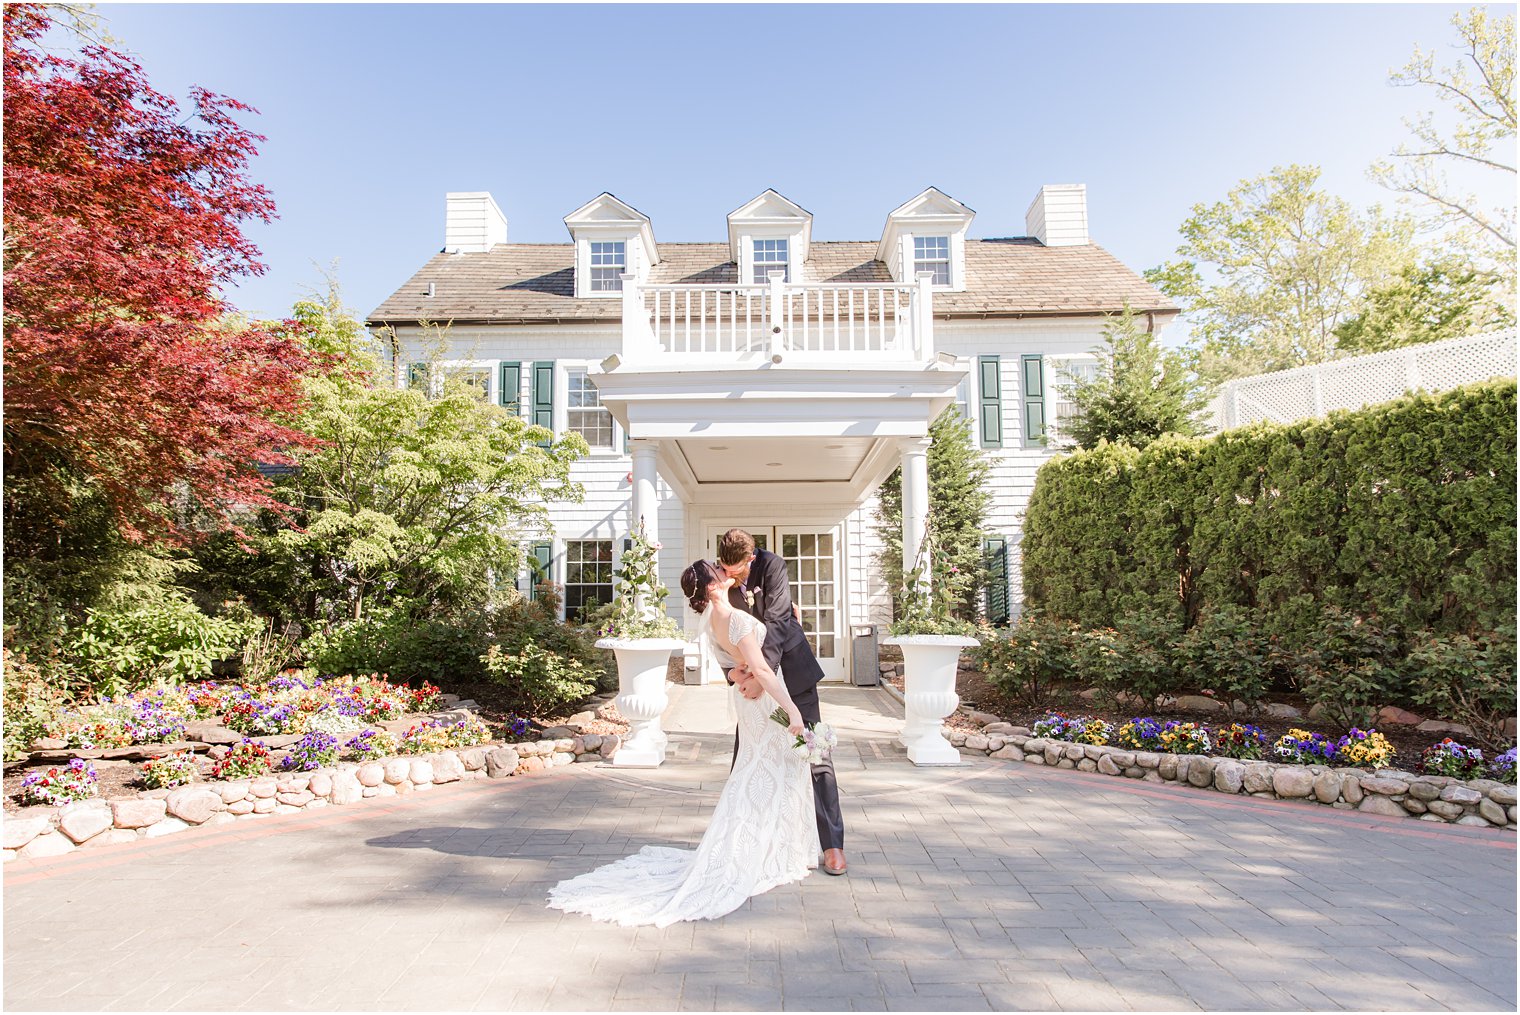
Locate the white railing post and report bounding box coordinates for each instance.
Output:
[915,271,936,361]
[767,270,786,364]
[620,273,656,361]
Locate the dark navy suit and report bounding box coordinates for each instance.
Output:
[727,548,844,851]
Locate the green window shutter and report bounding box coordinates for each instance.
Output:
[527,541,552,599]
[983,536,1009,626]
[531,361,555,443]
[499,361,522,415]
[1021,354,1046,447]
[407,362,430,393]
[978,355,1003,448]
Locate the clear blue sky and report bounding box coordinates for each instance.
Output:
[82,3,1507,327]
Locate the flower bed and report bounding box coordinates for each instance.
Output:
[942,714,1517,830]
[3,729,622,861]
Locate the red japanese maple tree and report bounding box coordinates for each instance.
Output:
[3,4,317,544]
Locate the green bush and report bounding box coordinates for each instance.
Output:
[1068,627,1123,708]
[1024,380,1517,644]
[303,608,493,685]
[1176,605,1287,709]
[2,649,74,761]
[970,615,1078,708]
[68,587,255,695]
[482,641,596,717]
[1292,608,1404,729]
[1107,608,1185,709]
[1406,632,1516,751]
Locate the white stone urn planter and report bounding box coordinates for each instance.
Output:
[595,638,687,767]
[882,634,979,766]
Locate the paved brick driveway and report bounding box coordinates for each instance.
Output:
[4,684,1515,1011]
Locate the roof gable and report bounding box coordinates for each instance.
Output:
[727,189,813,261]
[878,187,976,263]
[563,192,658,263]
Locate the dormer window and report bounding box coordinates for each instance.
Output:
[729,190,812,289]
[753,238,790,283]
[563,193,659,298]
[590,241,626,292]
[878,188,975,292]
[913,236,951,285]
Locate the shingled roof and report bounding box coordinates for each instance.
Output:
[367,239,1176,326]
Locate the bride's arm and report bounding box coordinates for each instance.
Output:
[735,631,803,734]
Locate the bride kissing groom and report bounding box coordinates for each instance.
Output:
[546,527,846,927]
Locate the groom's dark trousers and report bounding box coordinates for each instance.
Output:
[726,548,845,852]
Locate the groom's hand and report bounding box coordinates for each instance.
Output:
[736,675,764,701]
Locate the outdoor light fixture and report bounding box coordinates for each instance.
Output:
[935,350,957,367]
[600,354,621,372]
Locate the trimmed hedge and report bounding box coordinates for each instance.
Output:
[1023,380,1517,644]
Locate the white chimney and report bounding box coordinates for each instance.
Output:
[444,192,508,253]
[1025,184,1088,247]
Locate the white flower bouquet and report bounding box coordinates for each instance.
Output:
[770,707,838,763]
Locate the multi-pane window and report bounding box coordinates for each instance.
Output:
[564,540,614,617]
[455,367,491,402]
[567,369,614,449]
[1051,359,1100,443]
[590,241,626,292]
[913,236,951,285]
[752,238,789,283]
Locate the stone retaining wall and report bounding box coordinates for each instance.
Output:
[951,724,1517,830]
[2,734,619,862]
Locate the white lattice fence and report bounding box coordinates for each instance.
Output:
[1207,329,1517,430]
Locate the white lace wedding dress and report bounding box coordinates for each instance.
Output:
[547,611,818,927]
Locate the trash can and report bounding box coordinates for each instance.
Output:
[851,625,880,686]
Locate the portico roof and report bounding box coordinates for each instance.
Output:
[591,360,967,505]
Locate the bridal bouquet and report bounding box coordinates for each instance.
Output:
[770,708,838,763]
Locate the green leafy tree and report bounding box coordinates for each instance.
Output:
[1053,307,1213,450]
[1371,7,1516,295]
[199,292,589,629]
[1333,256,1513,353]
[1146,165,1416,382]
[875,408,992,623]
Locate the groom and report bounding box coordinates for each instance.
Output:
[717,528,847,876]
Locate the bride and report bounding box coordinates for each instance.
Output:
[546,559,819,927]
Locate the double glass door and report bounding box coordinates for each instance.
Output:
[705,525,845,681]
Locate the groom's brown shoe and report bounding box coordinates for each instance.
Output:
[822,848,847,876]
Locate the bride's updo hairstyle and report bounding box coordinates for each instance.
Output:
[679,559,720,613]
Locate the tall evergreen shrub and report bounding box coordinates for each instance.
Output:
[1023,380,1517,644]
[874,408,992,622]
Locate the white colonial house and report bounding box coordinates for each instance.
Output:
[368,184,1177,683]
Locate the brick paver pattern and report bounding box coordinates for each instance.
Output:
[4,684,1515,1011]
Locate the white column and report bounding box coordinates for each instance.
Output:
[900,437,931,592]
[630,438,660,548]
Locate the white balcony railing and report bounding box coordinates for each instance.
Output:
[620,271,936,365]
